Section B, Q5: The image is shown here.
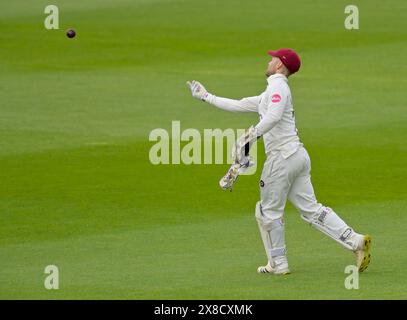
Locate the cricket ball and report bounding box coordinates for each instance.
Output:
[66,29,76,39]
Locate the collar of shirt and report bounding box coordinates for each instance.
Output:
[266,73,288,85]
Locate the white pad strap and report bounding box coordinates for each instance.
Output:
[269,247,287,258]
[255,202,287,263]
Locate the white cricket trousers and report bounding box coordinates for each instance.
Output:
[255,146,362,263]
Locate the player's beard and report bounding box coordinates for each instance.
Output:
[265,69,275,77]
[265,65,276,77]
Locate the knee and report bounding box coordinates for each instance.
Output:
[255,201,284,230]
[289,190,321,217]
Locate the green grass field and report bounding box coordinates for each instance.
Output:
[1,0,406,299]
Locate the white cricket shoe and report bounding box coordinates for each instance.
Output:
[355,234,372,272]
[257,260,290,275]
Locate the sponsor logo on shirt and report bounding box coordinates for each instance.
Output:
[271,93,281,103]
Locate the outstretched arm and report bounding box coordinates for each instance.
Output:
[187,80,260,113]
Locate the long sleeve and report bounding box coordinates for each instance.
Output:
[205,94,261,113]
[255,92,287,136]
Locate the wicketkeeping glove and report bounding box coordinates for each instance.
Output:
[220,125,258,191]
[219,161,254,191]
[186,80,210,101]
[232,125,259,166]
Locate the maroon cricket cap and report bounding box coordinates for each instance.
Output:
[268,48,301,74]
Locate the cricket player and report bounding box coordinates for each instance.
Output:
[187,48,372,275]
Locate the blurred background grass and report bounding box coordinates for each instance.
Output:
[0,0,406,299]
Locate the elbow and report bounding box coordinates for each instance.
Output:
[256,116,281,135]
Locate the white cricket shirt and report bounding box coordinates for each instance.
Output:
[206,73,302,159]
